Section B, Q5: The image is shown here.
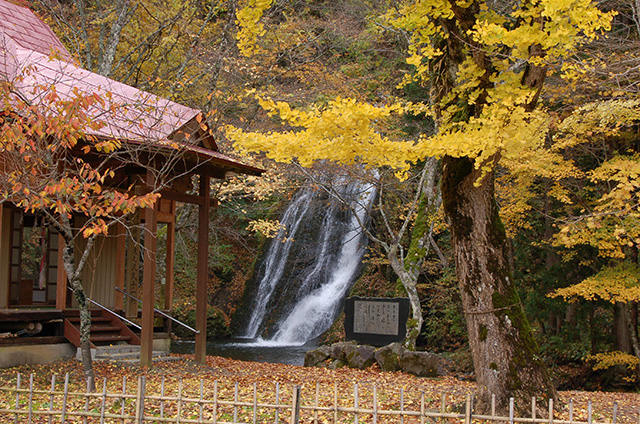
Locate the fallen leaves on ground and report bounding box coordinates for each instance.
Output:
[0,355,637,423]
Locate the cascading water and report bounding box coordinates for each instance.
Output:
[242,177,376,346]
[243,189,315,338]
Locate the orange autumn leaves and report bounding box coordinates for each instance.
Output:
[0,78,159,239]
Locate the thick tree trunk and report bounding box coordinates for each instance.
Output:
[623,303,640,360]
[442,155,556,413]
[615,302,632,353]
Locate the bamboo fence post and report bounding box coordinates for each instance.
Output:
[532,397,537,423]
[354,383,359,424]
[274,382,279,424]
[492,394,496,418]
[464,394,471,424]
[440,394,446,424]
[48,374,55,424]
[401,387,405,424]
[135,376,146,424]
[588,400,593,424]
[14,372,20,424]
[290,385,301,424]
[160,376,165,420]
[176,378,183,424]
[334,382,338,424]
[28,373,33,424]
[61,373,69,424]
[373,385,378,424]
[120,376,127,424]
[200,379,205,423]
[420,392,425,424]
[233,381,239,424]
[314,382,319,424]
[549,399,554,424]
[253,382,257,424]
[613,401,618,424]
[509,397,515,424]
[213,380,218,424]
[100,377,107,424]
[569,399,573,424]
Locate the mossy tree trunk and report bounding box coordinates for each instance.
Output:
[386,157,441,350]
[442,155,556,413]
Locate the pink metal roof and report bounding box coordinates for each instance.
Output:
[0,0,262,175]
[0,0,72,62]
[14,47,200,143]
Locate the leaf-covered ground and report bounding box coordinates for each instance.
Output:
[0,355,638,423]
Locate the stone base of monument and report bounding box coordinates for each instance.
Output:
[304,341,447,377]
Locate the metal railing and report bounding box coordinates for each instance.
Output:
[115,287,199,334]
[87,298,142,330]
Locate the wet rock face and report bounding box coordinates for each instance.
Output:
[305,341,446,377]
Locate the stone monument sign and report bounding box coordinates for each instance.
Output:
[344,297,410,346]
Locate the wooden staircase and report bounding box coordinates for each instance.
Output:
[63,309,141,348]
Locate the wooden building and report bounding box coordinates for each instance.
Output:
[0,0,262,367]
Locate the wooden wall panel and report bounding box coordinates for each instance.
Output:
[0,206,8,309]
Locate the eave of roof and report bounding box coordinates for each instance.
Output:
[0,2,263,178]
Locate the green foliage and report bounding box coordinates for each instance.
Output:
[171,302,231,339]
[418,272,467,351]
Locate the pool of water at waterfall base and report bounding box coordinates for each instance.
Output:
[171,338,318,366]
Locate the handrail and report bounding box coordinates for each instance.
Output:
[115,287,199,334]
[87,298,142,330]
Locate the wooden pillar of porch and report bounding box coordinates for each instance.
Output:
[114,222,126,311]
[195,175,210,364]
[140,173,158,367]
[55,236,67,310]
[164,201,176,312]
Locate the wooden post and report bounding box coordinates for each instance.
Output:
[464,394,471,424]
[61,373,69,424]
[135,376,145,424]
[164,201,176,311]
[510,397,515,424]
[55,236,67,310]
[48,375,55,424]
[274,382,279,424]
[195,175,210,364]
[114,223,126,311]
[125,207,141,319]
[291,385,301,424]
[140,172,158,367]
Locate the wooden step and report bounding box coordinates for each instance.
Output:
[63,309,102,318]
[66,316,111,324]
[90,335,131,343]
[90,326,122,332]
[64,308,141,348]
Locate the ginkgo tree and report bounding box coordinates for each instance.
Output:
[228,0,614,412]
[548,99,640,360]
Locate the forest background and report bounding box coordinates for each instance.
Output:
[23,0,640,392]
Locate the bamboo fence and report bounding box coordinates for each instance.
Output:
[0,372,629,424]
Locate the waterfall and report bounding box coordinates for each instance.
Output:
[243,189,315,338]
[242,177,376,346]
